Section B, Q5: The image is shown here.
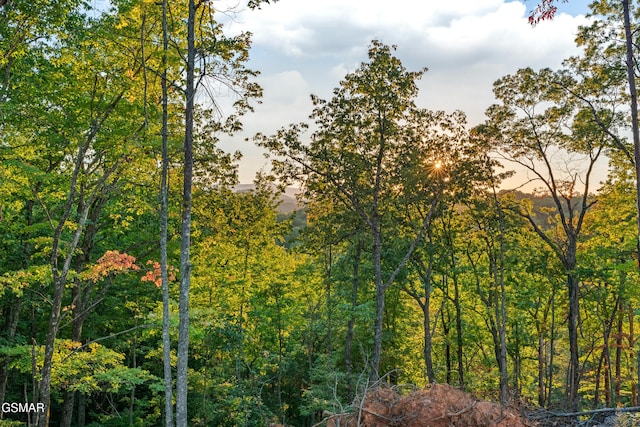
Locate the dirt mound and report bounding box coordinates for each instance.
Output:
[327,383,532,426]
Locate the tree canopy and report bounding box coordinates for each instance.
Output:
[3,1,640,426]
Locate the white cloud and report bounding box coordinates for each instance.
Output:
[260,70,310,105]
[329,63,349,81]
[213,0,592,183]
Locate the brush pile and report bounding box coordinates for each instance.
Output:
[325,383,531,426]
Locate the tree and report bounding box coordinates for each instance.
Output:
[155,1,263,424]
[482,66,609,410]
[463,184,510,404]
[10,18,154,424]
[0,0,85,103]
[256,41,475,382]
[160,0,173,424]
[175,0,196,424]
[531,5,640,386]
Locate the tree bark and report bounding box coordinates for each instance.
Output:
[175,0,196,425]
[345,239,361,399]
[370,225,384,383]
[493,188,509,405]
[539,329,546,407]
[443,300,452,385]
[61,196,106,427]
[622,0,640,402]
[161,0,174,424]
[567,271,580,411]
[453,272,464,390]
[325,244,333,355]
[421,259,436,384]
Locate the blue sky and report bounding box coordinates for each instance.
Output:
[512,0,590,16]
[211,0,601,187]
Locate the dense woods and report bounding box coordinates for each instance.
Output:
[2,0,640,426]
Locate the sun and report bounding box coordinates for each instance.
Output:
[430,160,445,177]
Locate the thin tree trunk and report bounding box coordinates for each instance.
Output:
[630,306,637,405]
[346,239,361,399]
[567,271,580,411]
[160,0,174,424]
[510,321,520,395]
[492,186,509,405]
[326,244,333,355]
[538,330,546,407]
[423,279,435,385]
[275,291,284,422]
[604,326,613,406]
[36,90,122,427]
[175,0,196,425]
[453,273,464,390]
[546,290,556,407]
[595,349,603,406]
[622,0,640,265]
[61,198,105,427]
[129,310,139,426]
[622,0,640,401]
[615,308,623,403]
[370,225,384,383]
[443,301,452,385]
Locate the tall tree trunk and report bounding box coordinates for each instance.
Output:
[326,244,333,355]
[493,187,509,405]
[630,306,637,405]
[61,196,105,427]
[36,89,121,427]
[512,320,522,396]
[453,273,464,390]
[161,0,174,424]
[603,315,614,406]
[595,349,603,406]
[423,278,435,384]
[403,255,436,385]
[538,326,546,407]
[621,0,640,401]
[443,301,452,385]
[546,290,556,407]
[38,276,66,426]
[346,239,361,399]
[370,224,384,383]
[275,291,284,422]
[175,0,196,425]
[622,0,640,266]
[615,309,623,403]
[567,270,580,411]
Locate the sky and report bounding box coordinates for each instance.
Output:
[212,0,598,187]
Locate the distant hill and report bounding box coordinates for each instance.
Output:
[233,184,303,214]
[501,189,586,229]
[232,185,573,225]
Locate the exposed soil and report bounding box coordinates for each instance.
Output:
[326,383,533,426]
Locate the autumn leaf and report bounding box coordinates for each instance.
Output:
[141,260,177,288]
[80,251,140,283]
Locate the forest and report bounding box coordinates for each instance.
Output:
[2,0,640,426]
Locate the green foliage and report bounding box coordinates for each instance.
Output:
[1,340,155,394]
[4,0,640,424]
